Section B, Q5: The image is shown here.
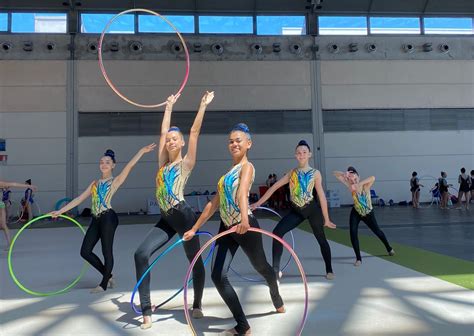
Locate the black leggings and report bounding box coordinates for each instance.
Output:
[211,216,283,334]
[273,200,333,274]
[80,209,119,290]
[349,208,392,261]
[134,202,205,316]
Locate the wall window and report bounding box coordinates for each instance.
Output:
[370,17,420,34]
[424,17,473,35]
[11,13,67,33]
[318,16,367,35]
[257,16,306,35]
[81,13,134,33]
[0,13,7,31]
[138,15,194,33]
[199,16,253,34]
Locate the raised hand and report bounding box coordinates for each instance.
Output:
[166,94,180,107]
[201,91,215,106]
[140,143,157,154]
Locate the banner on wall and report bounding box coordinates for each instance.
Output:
[0,139,5,151]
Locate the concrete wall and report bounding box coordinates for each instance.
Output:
[321,60,474,204]
[2,55,474,212]
[0,61,67,211]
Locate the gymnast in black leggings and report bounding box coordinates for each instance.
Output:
[51,144,156,292]
[251,140,336,280]
[334,167,395,266]
[184,123,285,336]
[134,92,214,330]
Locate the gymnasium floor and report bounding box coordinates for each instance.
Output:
[1,207,473,335]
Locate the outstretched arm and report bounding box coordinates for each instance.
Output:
[50,182,94,217]
[183,195,220,241]
[0,181,37,191]
[158,94,179,167]
[250,173,290,210]
[113,143,156,189]
[314,171,336,228]
[183,91,214,171]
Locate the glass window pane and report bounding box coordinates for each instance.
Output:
[12,13,67,33]
[424,17,473,35]
[318,16,367,35]
[199,16,253,34]
[257,16,306,35]
[0,13,7,31]
[370,17,420,34]
[138,15,194,33]
[81,13,134,34]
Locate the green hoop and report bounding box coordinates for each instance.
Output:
[8,214,88,296]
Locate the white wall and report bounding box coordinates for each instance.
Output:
[0,61,67,211]
[321,60,474,204]
[321,60,474,109]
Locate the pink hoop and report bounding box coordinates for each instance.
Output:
[98,8,190,108]
[183,226,309,336]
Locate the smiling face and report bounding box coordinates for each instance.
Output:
[228,131,252,159]
[165,130,185,154]
[295,146,312,166]
[347,171,360,185]
[99,156,115,174]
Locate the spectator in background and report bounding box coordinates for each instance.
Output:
[410,172,423,208]
[266,174,273,188]
[271,173,277,186]
[438,172,451,210]
[471,170,474,204]
[455,168,471,210]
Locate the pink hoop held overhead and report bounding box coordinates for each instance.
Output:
[98,8,190,108]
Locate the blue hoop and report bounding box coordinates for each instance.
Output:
[131,231,215,314]
[229,206,295,282]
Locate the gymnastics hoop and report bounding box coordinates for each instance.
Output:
[8,214,88,296]
[98,8,190,108]
[183,226,309,336]
[131,231,215,314]
[229,206,295,282]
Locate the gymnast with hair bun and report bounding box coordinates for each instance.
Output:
[134,91,214,330]
[251,140,336,281]
[51,144,156,293]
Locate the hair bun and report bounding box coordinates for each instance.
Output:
[296,140,311,151]
[347,166,358,175]
[168,126,181,132]
[232,123,250,133]
[104,149,116,162]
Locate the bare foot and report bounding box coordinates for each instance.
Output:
[90,285,105,294]
[140,315,152,330]
[223,328,251,335]
[192,308,204,319]
[326,272,335,280]
[276,305,286,313]
[108,277,116,289]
